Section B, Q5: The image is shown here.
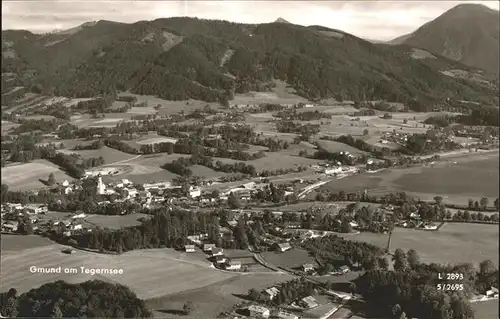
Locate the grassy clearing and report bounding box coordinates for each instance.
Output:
[340,223,499,266]
[1,160,74,190]
[262,248,318,270]
[136,137,178,145]
[1,235,55,255]
[316,140,366,155]
[471,300,499,319]
[320,153,499,205]
[393,155,499,200]
[147,272,294,318]
[85,213,151,229]
[0,245,236,300]
[58,146,136,164]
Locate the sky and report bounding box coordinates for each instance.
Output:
[2,0,499,41]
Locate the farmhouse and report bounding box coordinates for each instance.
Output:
[276,310,298,319]
[302,264,315,272]
[299,296,318,309]
[211,247,224,257]
[262,287,280,300]
[339,265,350,274]
[274,242,292,252]
[214,255,227,264]
[2,221,18,232]
[203,243,216,252]
[244,305,270,318]
[24,204,48,215]
[485,287,499,298]
[185,245,195,253]
[224,260,241,270]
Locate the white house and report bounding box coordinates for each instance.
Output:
[203,243,216,252]
[211,248,224,257]
[274,242,292,252]
[225,260,242,270]
[71,224,83,231]
[189,188,201,199]
[302,264,315,272]
[214,255,227,264]
[486,287,499,298]
[62,180,70,187]
[299,296,318,309]
[185,245,195,253]
[276,310,298,319]
[262,287,280,300]
[246,305,270,318]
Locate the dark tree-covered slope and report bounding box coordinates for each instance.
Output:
[2,17,498,110]
[0,280,152,318]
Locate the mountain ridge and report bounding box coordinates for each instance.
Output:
[2,16,498,111]
[388,3,499,76]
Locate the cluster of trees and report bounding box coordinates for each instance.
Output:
[248,277,317,305]
[0,280,151,318]
[311,147,357,165]
[13,118,64,135]
[276,120,320,137]
[73,140,105,150]
[425,106,499,127]
[162,155,258,176]
[139,141,175,155]
[69,209,223,253]
[301,235,384,270]
[331,135,392,157]
[399,132,461,155]
[275,110,331,121]
[353,248,498,319]
[46,152,105,179]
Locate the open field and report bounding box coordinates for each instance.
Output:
[0,243,237,300]
[58,146,136,164]
[231,80,307,106]
[261,248,318,270]
[340,223,499,266]
[320,152,499,205]
[147,272,294,318]
[99,153,187,183]
[315,139,366,155]
[1,160,74,190]
[85,213,151,229]
[472,300,499,319]
[136,137,178,145]
[1,235,55,255]
[117,92,222,116]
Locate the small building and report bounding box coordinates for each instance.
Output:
[244,305,270,318]
[339,265,350,274]
[275,310,298,319]
[274,242,292,252]
[62,180,70,187]
[302,264,315,272]
[225,260,241,270]
[185,245,195,253]
[203,243,216,252]
[486,287,499,298]
[214,255,227,264]
[2,221,18,232]
[71,224,83,231]
[262,287,280,301]
[299,296,318,309]
[211,247,224,257]
[189,188,201,199]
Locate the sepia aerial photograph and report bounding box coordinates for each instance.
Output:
[0,0,499,318]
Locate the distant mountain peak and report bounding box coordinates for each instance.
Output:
[274,18,290,24]
[387,3,499,76]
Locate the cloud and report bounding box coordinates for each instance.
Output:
[2,0,499,40]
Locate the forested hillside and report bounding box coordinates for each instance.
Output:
[2,17,498,110]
